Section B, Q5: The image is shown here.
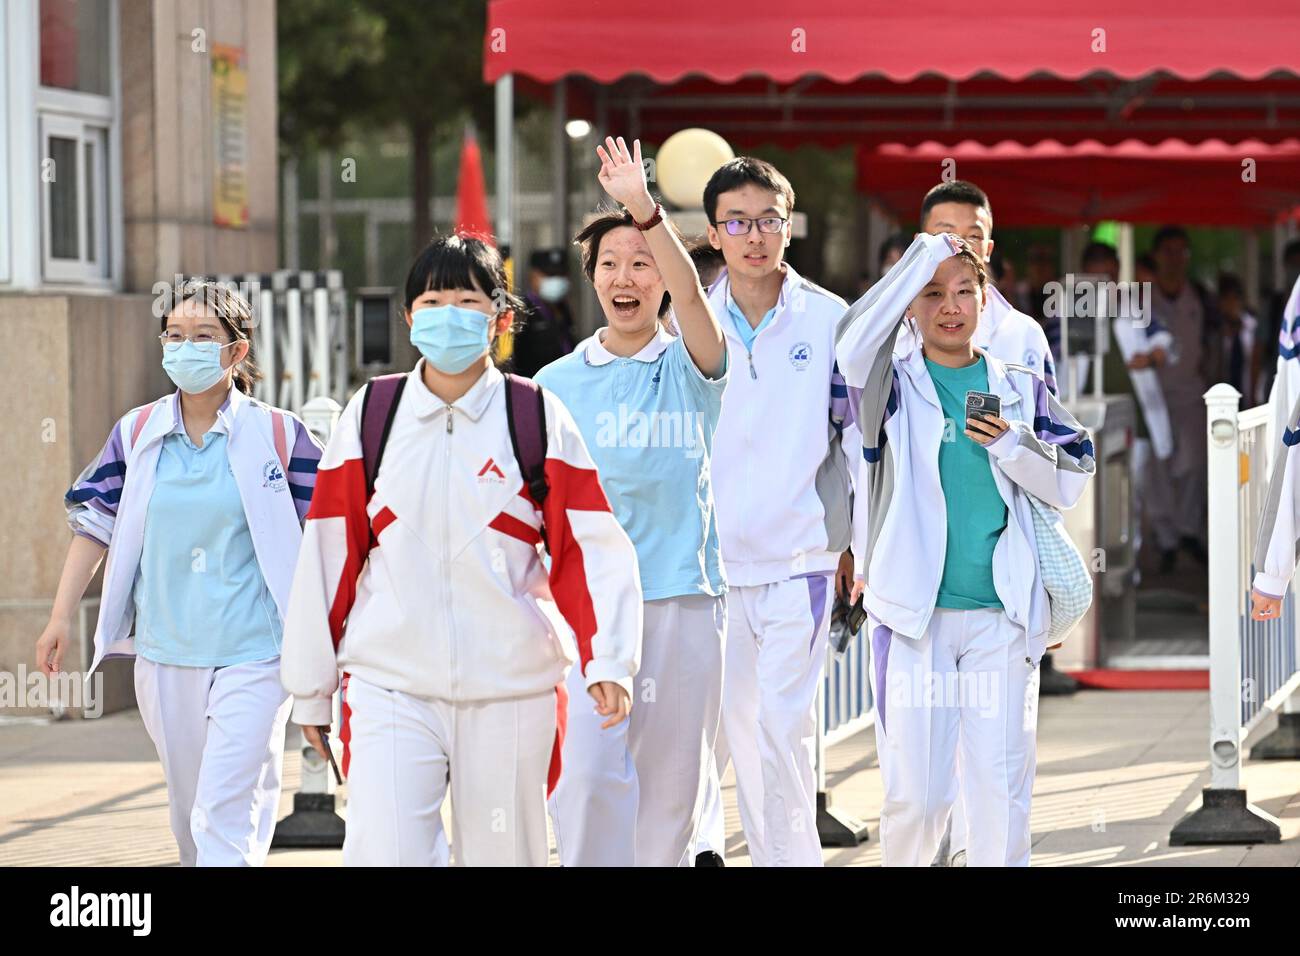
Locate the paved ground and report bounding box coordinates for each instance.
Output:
[1,689,1297,867]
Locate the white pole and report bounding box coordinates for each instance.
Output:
[287,281,305,414]
[1205,383,1243,791]
[313,284,330,400]
[552,78,568,248]
[284,157,300,272]
[259,285,277,406]
[495,74,514,253]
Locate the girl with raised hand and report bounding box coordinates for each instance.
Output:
[537,136,729,867]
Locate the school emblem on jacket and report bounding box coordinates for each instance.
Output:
[477,458,507,484]
[263,460,287,491]
[789,342,812,370]
[1023,350,1039,369]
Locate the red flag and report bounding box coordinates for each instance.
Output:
[455,127,494,245]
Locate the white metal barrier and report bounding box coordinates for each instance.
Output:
[822,625,874,748]
[814,612,873,845]
[1171,383,1295,844]
[211,270,350,416]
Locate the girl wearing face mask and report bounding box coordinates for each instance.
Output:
[836,234,1095,866]
[36,281,324,866]
[279,234,642,867]
[535,137,729,867]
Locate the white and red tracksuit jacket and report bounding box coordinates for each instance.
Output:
[280,361,644,728]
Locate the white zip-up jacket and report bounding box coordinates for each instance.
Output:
[1253,381,1300,600]
[708,263,854,587]
[279,362,643,726]
[836,234,1096,662]
[64,387,321,675]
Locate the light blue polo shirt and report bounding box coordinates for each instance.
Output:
[133,424,283,666]
[726,290,777,352]
[536,326,728,600]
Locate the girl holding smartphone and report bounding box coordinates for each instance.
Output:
[837,233,1095,866]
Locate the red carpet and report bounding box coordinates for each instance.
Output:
[1068,669,1209,690]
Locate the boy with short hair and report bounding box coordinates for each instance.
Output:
[702,156,855,867]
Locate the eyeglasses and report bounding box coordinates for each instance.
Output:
[159,332,236,350]
[714,216,788,237]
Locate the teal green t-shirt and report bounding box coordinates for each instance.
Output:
[925,355,1007,610]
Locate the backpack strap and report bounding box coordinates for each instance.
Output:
[271,410,290,473]
[504,373,550,552]
[360,374,407,499]
[129,398,167,449]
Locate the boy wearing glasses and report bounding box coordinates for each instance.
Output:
[702,157,855,866]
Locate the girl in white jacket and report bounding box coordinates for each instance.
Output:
[1250,386,1300,622]
[279,234,643,867]
[836,234,1095,866]
[37,280,323,866]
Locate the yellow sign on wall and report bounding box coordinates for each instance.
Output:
[211,44,249,228]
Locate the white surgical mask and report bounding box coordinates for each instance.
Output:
[538,276,570,303]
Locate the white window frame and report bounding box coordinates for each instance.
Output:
[31,0,122,291]
[39,112,109,283]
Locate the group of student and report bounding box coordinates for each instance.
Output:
[40,132,1296,869]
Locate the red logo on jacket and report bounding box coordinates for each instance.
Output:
[477,458,507,483]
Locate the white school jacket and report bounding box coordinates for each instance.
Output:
[279,362,643,727]
[836,233,1096,662]
[1253,378,1300,600]
[65,387,320,676]
[707,263,854,587]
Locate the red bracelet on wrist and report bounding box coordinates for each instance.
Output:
[631,202,663,232]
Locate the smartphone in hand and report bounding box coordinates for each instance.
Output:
[846,594,868,635]
[965,389,1001,424]
[318,728,344,786]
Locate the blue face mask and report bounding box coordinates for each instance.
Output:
[161,341,236,394]
[410,304,492,374]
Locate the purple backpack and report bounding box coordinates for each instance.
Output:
[359,372,550,549]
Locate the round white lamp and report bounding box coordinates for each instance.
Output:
[654,128,735,209]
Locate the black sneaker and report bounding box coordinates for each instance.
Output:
[695,851,725,867]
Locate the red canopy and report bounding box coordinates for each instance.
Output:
[855,139,1300,226]
[485,0,1298,84]
[484,2,1300,149]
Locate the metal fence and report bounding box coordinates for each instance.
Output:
[1171,384,1299,843]
[210,270,350,416]
[1234,404,1300,732]
[822,625,874,748]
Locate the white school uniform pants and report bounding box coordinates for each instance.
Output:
[341,673,560,866]
[133,655,292,867]
[694,727,728,857]
[722,572,833,867]
[548,593,725,867]
[871,607,1040,867]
